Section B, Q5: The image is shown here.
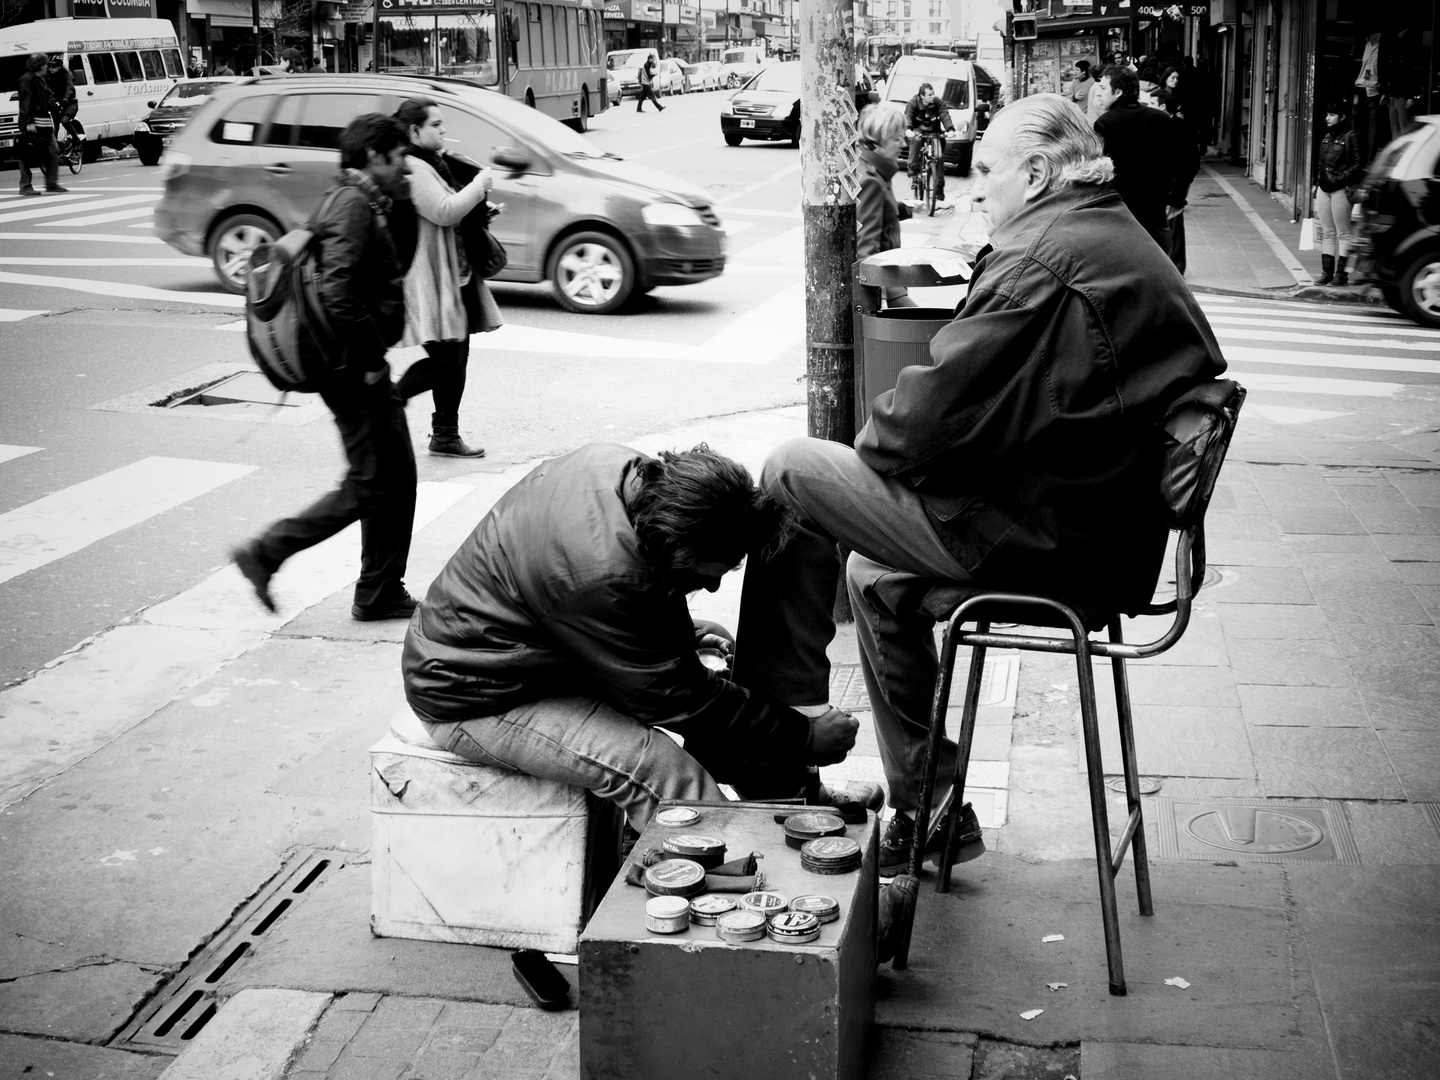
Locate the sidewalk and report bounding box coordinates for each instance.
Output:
[3,181,1438,1080]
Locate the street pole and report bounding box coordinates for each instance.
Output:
[798,0,858,447]
[252,0,261,72]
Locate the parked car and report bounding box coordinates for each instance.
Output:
[719,62,878,148]
[1352,117,1440,328]
[879,50,980,174]
[720,45,766,89]
[132,77,241,166]
[691,60,724,91]
[655,57,687,95]
[153,74,727,314]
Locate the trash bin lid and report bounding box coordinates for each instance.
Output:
[855,246,973,287]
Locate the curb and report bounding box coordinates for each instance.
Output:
[157,988,331,1080]
[1191,282,1387,306]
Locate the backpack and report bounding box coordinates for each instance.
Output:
[244,188,346,393]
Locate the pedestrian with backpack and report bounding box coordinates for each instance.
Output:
[392,96,502,458]
[232,113,424,622]
[636,54,664,113]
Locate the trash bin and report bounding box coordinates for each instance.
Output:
[852,247,972,431]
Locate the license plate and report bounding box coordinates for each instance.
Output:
[0,138,12,148]
[162,136,173,146]
[740,119,755,128]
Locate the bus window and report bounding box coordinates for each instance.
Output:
[89,52,119,84]
[69,54,88,86]
[565,8,578,65]
[140,50,165,79]
[542,5,556,67]
[528,4,543,68]
[163,48,184,77]
[115,52,143,81]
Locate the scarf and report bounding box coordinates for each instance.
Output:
[343,167,393,215]
[408,144,456,191]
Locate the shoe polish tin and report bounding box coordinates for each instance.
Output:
[660,833,727,869]
[644,859,707,898]
[645,896,692,934]
[654,806,700,828]
[688,894,738,926]
[789,895,840,923]
[715,909,768,943]
[767,910,821,944]
[738,890,788,916]
[801,837,863,875]
[782,811,847,849]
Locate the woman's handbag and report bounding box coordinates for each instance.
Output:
[1299,217,1316,251]
[447,152,508,280]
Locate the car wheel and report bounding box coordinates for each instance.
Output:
[1399,250,1440,328]
[137,147,160,167]
[571,92,590,133]
[1379,282,1404,314]
[548,230,636,315]
[208,213,280,295]
[724,131,743,147]
[81,139,101,164]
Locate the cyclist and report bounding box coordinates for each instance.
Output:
[46,54,82,150]
[903,82,954,200]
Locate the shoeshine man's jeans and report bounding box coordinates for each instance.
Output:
[732,437,980,815]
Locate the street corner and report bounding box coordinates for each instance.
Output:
[158,988,330,1080]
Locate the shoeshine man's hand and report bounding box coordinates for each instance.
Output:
[808,707,859,764]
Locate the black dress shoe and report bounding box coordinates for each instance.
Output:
[351,590,420,622]
[878,801,985,877]
[46,184,69,193]
[231,542,276,613]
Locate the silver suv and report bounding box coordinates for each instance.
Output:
[153,74,726,314]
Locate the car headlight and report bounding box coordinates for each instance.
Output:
[719,97,733,115]
[134,122,150,133]
[642,202,706,227]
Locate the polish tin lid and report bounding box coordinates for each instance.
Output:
[661,834,726,858]
[644,895,691,934]
[782,812,847,848]
[643,859,707,897]
[767,910,821,943]
[715,909,768,943]
[655,807,701,828]
[738,891,788,915]
[800,837,863,874]
[688,894,738,925]
[789,895,841,923]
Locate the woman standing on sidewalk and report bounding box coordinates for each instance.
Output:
[1313,102,1365,286]
[393,96,503,457]
[855,104,916,308]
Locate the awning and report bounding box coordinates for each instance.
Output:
[187,0,281,27]
[381,12,493,26]
[1034,13,1154,36]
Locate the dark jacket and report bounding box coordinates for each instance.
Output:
[639,56,655,86]
[47,65,77,121]
[1094,100,1194,241]
[904,93,954,135]
[402,443,812,757]
[312,174,409,370]
[855,185,1227,611]
[17,68,53,129]
[1316,122,1363,192]
[856,147,910,259]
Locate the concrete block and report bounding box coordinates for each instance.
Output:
[1377,729,1440,800]
[1250,726,1404,799]
[1081,1040,1325,1080]
[1237,683,1370,726]
[157,988,329,1080]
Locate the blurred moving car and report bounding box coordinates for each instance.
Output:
[153,74,726,314]
[132,77,241,166]
[880,50,979,174]
[719,62,878,148]
[1352,116,1440,328]
[655,57,686,95]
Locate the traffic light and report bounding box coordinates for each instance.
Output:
[1013,14,1037,40]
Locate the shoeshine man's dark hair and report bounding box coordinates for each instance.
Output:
[619,446,794,576]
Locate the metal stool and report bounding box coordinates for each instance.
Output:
[893,379,1246,996]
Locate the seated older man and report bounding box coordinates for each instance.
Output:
[732,94,1227,877]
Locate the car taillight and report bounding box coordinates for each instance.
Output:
[157,149,190,182]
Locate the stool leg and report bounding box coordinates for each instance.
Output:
[936,625,988,894]
[1074,634,1127,996]
[1108,619,1153,918]
[892,611,965,970]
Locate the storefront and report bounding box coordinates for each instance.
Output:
[183,0,282,73]
[603,0,662,51]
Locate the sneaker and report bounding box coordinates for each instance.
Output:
[351,589,420,622]
[878,801,985,877]
[231,542,276,613]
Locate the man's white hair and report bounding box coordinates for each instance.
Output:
[996,93,1114,189]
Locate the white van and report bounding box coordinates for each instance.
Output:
[720,45,766,89]
[880,50,978,174]
[0,18,183,163]
[606,47,659,101]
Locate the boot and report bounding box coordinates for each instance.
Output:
[1315,253,1334,286]
[429,413,486,458]
[1333,255,1349,286]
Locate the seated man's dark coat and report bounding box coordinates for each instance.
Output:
[856,183,1227,612]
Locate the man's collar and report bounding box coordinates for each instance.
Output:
[987,184,1112,249]
[343,167,393,213]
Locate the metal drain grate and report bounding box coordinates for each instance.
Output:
[110,849,343,1054]
[1154,798,1359,865]
[1424,803,1440,842]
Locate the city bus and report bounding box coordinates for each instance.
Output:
[374,0,606,130]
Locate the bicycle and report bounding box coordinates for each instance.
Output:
[908,132,946,217]
[56,118,84,175]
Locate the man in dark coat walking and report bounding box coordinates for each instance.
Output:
[16,53,63,195]
[1093,64,1192,253]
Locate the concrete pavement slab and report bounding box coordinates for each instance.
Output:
[1344,801,1440,864]
[0,962,167,1044]
[1310,580,1434,625]
[1236,683,1370,726]
[1098,705,1255,780]
[1210,565,1316,606]
[1374,533,1440,561]
[158,988,330,1080]
[1375,729,1440,800]
[0,1032,167,1080]
[1249,726,1404,799]
[1080,1040,1329,1080]
[1228,636,1352,686]
[1332,623,1440,729]
[865,1028,976,1080]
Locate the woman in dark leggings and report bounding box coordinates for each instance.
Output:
[393,96,502,457]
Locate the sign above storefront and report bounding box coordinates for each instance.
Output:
[70,0,155,17]
[1136,3,1208,15]
[378,0,494,10]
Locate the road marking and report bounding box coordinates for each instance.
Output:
[731,224,803,264]
[54,206,156,228]
[720,206,803,219]
[0,193,157,227]
[1229,370,1402,396]
[716,161,802,205]
[1206,313,1439,338]
[0,457,256,586]
[0,309,47,321]
[0,270,241,307]
[0,186,165,195]
[216,319,247,331]
[0,445,42,463]
[723,220,756,235]
[699,281,803,362]
[628,133,718,159]
[1198,301,1418,325]
[1222,344,1440,375]
[1214,327,1440,353]
[0,231,167,243]
[1249,404,1350,424]
[476,322,776,364]
[1200,164,1313,287]
[0,257,207,267]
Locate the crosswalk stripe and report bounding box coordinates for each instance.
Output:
[1222,344,1440,375]
[1207,313,1440,339]
[55,207,156,228]
[700,282,804,362]
[0,457,256,586]
[0,270,241,307]
[0,309,47,321]
[0,231,167,244]
[1229,370,1403,396]
[0,257,207,267]
[0,194,157,227]
[1214,327,1440,353]
[0,186,164,197]
[0,445,42,464]
[1199,301,1416,326]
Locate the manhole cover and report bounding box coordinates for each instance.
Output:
[1105,775,1162,795]
[1154,799,1358,864]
